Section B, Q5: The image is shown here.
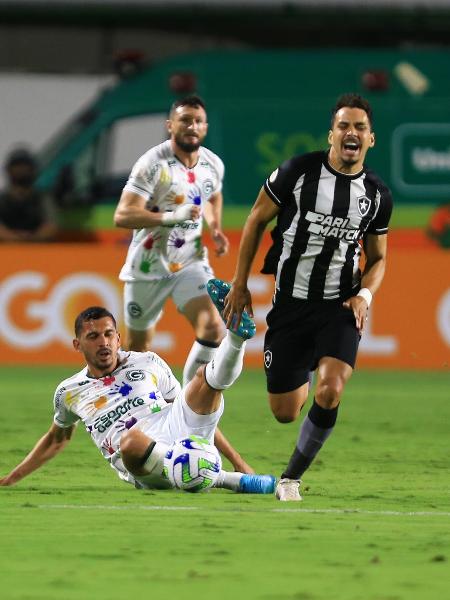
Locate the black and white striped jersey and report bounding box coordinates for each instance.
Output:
[262,150,393,301]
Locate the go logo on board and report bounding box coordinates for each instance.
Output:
[0,272,121,348]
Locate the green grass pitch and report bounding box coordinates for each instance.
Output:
[0,366,449,600]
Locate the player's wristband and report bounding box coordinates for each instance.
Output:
[161,211,176,225]
[357,287,373,307]
[161,204,193,225]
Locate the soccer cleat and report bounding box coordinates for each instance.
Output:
[238,474,276,494]
[207,278,256,340]
[275,478,303,501]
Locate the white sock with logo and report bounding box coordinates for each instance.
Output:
[204,331,246,390]
[182,339,219,387]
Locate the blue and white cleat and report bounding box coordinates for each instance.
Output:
[207,278,256,340]
[238,474,276,494]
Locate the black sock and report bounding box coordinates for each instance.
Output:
[196,338,220,349]
[282,399,339,480]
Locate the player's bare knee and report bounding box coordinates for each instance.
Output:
[270,395,305,423]
[120,429,145,460]
[315,378,344,408]
[273,409,298,424]
[200,318,223,344]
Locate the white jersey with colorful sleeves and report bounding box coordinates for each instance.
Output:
[119,139,224,281]
[53,350,181,484]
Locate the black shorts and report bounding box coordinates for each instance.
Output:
[263,291,360,393]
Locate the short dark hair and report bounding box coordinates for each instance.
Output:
[331,93,373,129]
[5,148,37,169]
[74,306,117,337]
[169,95,206,116]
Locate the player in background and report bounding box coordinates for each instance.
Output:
[114,95,252,474]
[222,93,393,501]
[0,302,275,494]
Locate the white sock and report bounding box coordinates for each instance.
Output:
[215,469,243,491]
[133,441,172,489]
[141,441,168,475]
[183,340,219,387]
[204,331,246,390]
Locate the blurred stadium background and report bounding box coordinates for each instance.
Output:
[0,3,449,599]
[0,0,448,369]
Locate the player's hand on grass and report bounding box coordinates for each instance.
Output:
[223,284,253,331]
[0,472,18,486]
[343,295,369,332]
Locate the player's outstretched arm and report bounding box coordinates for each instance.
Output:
[214,427,255,474]
[223,188,279,328]
[0,422,75,486]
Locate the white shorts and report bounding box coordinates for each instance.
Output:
[132,388,224,489]
[124,260,215,330]
[144,388,224,446]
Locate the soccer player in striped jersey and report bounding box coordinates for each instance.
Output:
[223,93,393,501]
[0,305,274,494]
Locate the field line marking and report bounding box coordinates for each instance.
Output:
[35,504,450,517]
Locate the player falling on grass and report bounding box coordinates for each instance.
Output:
[0,302,275,494]
[222,93,393,501]
[114,94,253,476]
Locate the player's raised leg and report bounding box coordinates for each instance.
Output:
[185,279,274,493]
[181,293,223,386]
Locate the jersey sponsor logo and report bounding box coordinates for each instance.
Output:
[54,386,66,409]
[357,195,371,217]
[173,221,200,230]
[305,211,360,242]
[93,396,145,434]
[264,350,272,368]
[147,163,162,185]
[127,302,143,318]
[126,370,145,382]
